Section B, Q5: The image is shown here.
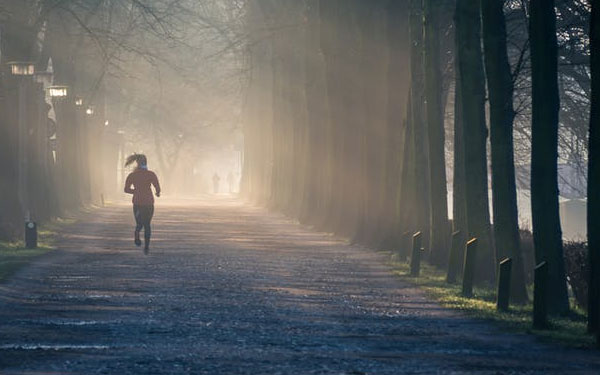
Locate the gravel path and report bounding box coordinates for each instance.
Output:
[0,197,599,374]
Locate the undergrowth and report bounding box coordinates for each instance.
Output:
[390,258,594,349]
[0,217,74,282]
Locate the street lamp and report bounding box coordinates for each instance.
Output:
[46,85,69,98]
[7,61,35,76]
[86,106,94,115]
[75,98,83,106]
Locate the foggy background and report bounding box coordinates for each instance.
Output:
[0,0,591,241]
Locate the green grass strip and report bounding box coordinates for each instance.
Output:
[389,257,594,349]
[0,220,67,282]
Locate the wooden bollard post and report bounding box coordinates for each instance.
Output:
[496,257,512,311]
[25,221,38,249]
[533,261,548,329]
[462,238,477,297]
[410,231,422,277]
[446,231,463,284]
[399,231,412,261]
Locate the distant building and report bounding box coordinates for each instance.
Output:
[514,162,587,239]
[559,198,586,241]
[445,163,587,239]
[515,162,586,199]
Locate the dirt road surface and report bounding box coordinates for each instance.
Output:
[1,198,599,374]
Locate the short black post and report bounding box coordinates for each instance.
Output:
[399,231,411,261]
[446,231,463,284]
[410,231,422,277]
[25,221,37,249]
[533,261,548,329]
[462,238,477,297]
[496,257,512,311]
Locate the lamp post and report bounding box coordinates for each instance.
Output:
[72,95,91,203]
[46,85,70,173]
[48,84,85,210]
[7,62,35,223]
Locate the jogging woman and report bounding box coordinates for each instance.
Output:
[124,154,161,254]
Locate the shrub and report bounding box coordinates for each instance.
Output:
[519,229,535,284]
[519,230,588,309]
[563,241,588,310]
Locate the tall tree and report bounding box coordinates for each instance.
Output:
[241,0,274,205]
[354,1,388,244]
[455,0,495,283]
[410,0,431,252]
[588,0,600,338]
[319,0,357,235]
[452,46,467,260]
[0,1,45,238]
[481,0,528,303]
[529,0,570,315]
[382,0,411,248]
[299,0,329,225]
[423,0,450,266]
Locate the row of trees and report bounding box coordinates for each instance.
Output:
[240,0,599,340]
[0,0,243,240]
[0,0,112,238]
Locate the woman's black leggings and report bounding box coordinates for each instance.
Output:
[133,205,154,241]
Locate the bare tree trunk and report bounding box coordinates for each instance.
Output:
[410,0,431,252]
[0,2,47,237]
[382,0,411,248]
[455,0,495,284]
[453,47,467,256]
[299,0,326,224]
[529,0,569,315]
[340,0,364,238]
[320,0,358,236]
[314,0,336,230]
[399,94,417,234]
[481,0,528,303]
[587,0,600,338]
[0,75,22,239]
[424,0,450,266]
[286,1,308,217]
[353,1,388,244]
[319,0,343,233]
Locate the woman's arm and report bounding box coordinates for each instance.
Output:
[124,174,135,194]
[152,172,161,197]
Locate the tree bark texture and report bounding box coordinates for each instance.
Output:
[455,0,495,284]
[481,0,528,303]
[529,0,570,315]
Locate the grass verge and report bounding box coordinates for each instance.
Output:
[0,217,74,282]
[390,257,595,349]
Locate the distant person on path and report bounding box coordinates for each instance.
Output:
[227,172,235,194]
[212,173,220,194]
[124,154,161,254]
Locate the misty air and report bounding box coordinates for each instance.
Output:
[0,0,599,373]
